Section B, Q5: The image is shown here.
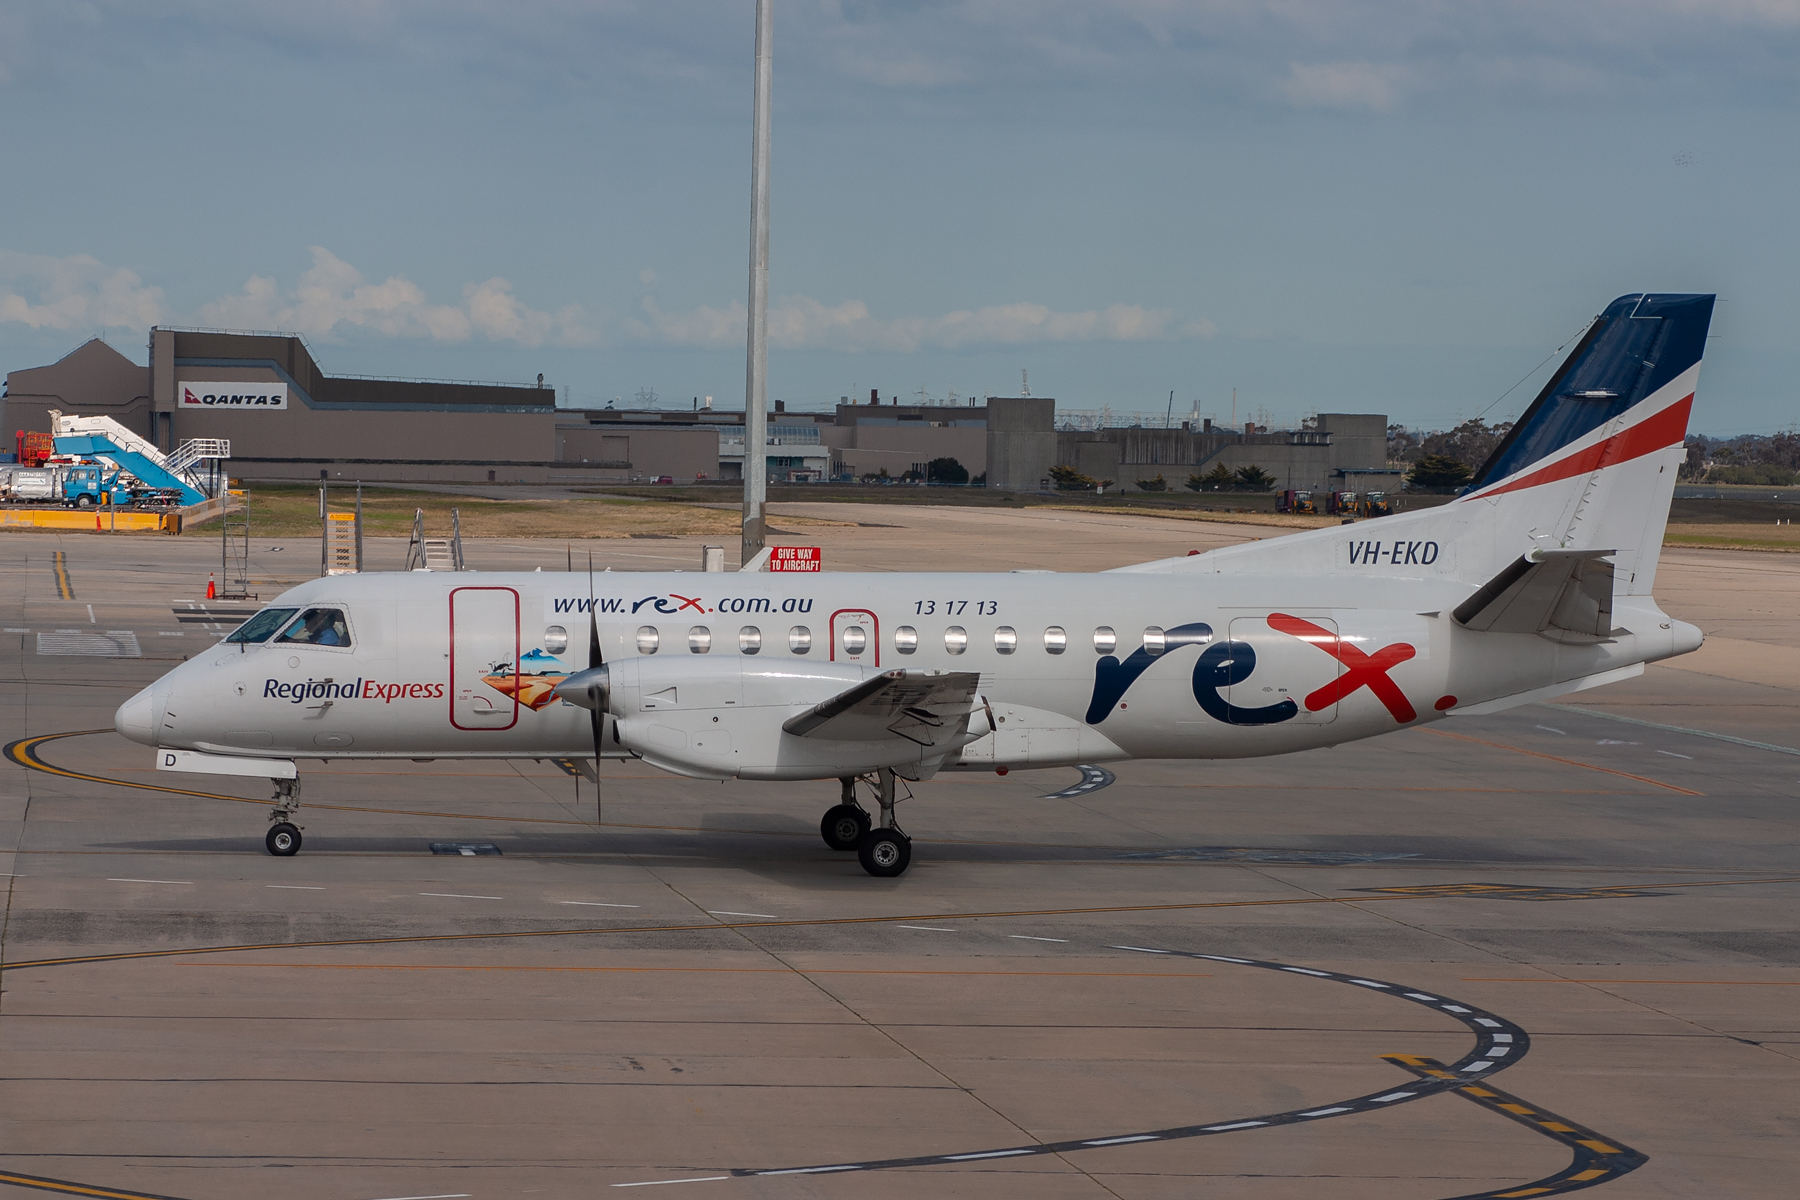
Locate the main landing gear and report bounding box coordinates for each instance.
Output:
[266,777,303,856]
[819,770,912,877]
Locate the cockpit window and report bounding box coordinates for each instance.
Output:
[275,608,352,648]
[225,607,298,644]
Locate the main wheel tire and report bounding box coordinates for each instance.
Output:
[857,828,911,877]
[820,804,871,852]
[266,822,302,856]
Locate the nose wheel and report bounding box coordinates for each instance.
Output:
[265,823,302,856]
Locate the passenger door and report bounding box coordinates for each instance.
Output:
[830,608,879,667]
[450,586,520,730]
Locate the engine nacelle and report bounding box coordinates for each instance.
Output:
[595,656,982,781]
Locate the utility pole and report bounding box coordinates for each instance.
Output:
[741,0,772,562]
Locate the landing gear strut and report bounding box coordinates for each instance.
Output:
[819,776,871,852]
[856,768,911,878]
[266,777,303,856]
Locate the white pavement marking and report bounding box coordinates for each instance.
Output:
[944,1149,1033,1160]
[109,878,192,885]
[1349,979,1390,988]
[1535,725,1566,735]
[361,1194,471,1200]
[1370,1092,1415,1103]
[897,925,958,932]
[562,901,640,908]
[1475,1018,1502,1027]
[753,1165,862,1176]
[1403,993,1440,1001]
[87,604,95,624]
[267,885,325,890]
[420,892,504,900]
[611,1177,731,1188]
[707,911,777,918]
[3,628,27,633]
[1300,1107,1352,1117]
[1202,1121,1267,1131]
[1008,935,1068,942]
[1281,967,1331,976]
[1442,1005,1471,1013]
[1658,750,1693,759]
[1110,945,1170,954]
[158,631,185,636]
[1083,1135,1157,1146]
[1462,1062,1492,1071]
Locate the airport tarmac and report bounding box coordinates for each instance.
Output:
[1,508,1796,1199]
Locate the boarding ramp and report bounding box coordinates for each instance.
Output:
[48,411,227,506]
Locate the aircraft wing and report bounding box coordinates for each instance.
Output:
[1453,548,1618,640]
[783,669,983,748]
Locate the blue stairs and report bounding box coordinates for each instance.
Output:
[53,436,207,505]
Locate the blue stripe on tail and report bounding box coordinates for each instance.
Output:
[1468,293,1714,491]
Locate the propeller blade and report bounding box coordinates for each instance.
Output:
[587,550,602,827]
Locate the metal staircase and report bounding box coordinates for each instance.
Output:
[48,411,229,504]
[405,508,466,571]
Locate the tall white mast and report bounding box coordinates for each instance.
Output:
[742,0,773,561]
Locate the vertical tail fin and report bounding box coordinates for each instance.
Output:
[1458,293,1713,594]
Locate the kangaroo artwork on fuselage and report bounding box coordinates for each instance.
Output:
[117,293,1714,875]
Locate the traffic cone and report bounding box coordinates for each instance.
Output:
[206,573,216,600]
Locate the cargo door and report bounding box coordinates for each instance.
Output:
[1225,613,1341,725]
[450,586,520,730]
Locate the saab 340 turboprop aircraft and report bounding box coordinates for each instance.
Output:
[116,293,1713,876]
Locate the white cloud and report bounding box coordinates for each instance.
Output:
[0,250,164,332]
[1282,61,1406,112]
[629,294,1215,352]
[197,247,602,347]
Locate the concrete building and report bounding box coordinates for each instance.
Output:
[1056,412,1389,493]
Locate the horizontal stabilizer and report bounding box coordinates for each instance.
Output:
[783,669,982,748]
[1453,548,1618,641]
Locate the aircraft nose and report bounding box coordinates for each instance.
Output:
[115,683,163,747]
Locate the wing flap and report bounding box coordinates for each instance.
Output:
[782,669,983,747]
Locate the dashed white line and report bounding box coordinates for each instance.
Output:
[1281,967,1331,977]
[561,901,641,908]
[611,1178,730,1188]
[1370,1092,1415,1103]
[1486,1046,1511,1057]
[1657,750,1693,759]
[3,628,28,634]
[1441,1005,1472,1013]
[1110,945,1170,954]
[708,910,777,919]
[361,1194,471,1200]
[944,1149,1033,1161]
[1474,1018,1502,1027]
[108,878,192,885]
[1201,1121,1267,1131]
[267,885,325,890]
[420,892,504,900]
[1194,954,1254,964]
[1403,992,1440,1001]
[1008,935,1068,942]
[897,925,958,932]
[1491,1033,1513,1042]
[1349,979,1390,988]
[1299,1107,1351,1117]
[1082,1135,1158,1146]
[1461,1062,1492,1071]
[1535,725,1567,735]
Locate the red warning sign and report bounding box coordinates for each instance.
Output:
[768,546,821,572]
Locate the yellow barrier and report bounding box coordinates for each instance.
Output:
[0,507,170,532]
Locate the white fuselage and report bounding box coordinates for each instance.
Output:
[119,563,1697,781]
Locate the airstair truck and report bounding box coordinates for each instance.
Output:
[48,411,227,507]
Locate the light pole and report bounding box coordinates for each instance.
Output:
[741,0,772,562]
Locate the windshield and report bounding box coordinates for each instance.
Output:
[225,607,299,644]
[276,607,352,648]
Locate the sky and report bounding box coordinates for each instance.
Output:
[2,0,1797,434]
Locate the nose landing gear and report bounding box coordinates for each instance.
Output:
[266,777,303,856]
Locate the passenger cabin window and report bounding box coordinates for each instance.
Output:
[789,626,812,654]
[275,608,351,648]
[1143,626,1166,656]
[1093,626,1117,654]
[944,626,968,655]
[994,626,1017,654]
[739,626,762,655]
[542,625,569,655]
[894,626,918,654]
[636,626,660,654]
[1044,626,1067,654]
[689,626,711,654]
[842,625,867,656]
[226,607,298,644]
